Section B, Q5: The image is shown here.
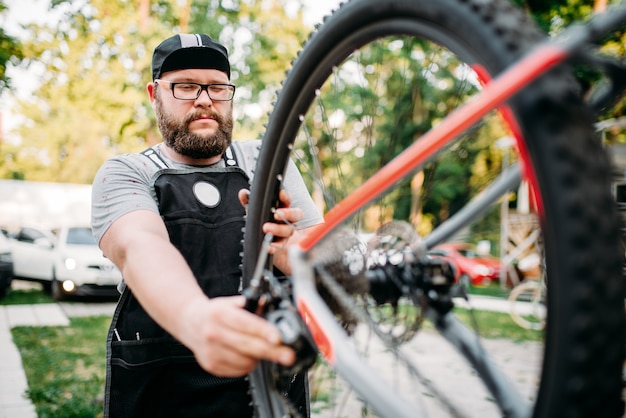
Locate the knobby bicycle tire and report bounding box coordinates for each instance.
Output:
[243,0,625,416]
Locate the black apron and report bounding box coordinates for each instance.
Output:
[103,147,308,417]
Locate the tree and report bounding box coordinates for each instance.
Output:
[1,0,157,182]
[0,0,311,182]
[516,0,625,126]
[0,0,24,93]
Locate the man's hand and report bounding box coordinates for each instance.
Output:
[238,189,304,273]
[179,295,296,377]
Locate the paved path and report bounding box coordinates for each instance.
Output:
[0,292,525,418]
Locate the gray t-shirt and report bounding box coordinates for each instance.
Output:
[91,140,323,244]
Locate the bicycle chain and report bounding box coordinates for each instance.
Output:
[249,222,462,416]
[249,369,303,418]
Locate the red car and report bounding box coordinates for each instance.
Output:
[427,242,501,287]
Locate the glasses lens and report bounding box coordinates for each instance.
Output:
[208,85,235,100]
[173,83,202,100]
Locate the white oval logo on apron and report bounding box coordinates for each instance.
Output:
[193,181,221,208]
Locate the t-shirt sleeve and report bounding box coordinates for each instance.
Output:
[283,158,324,230]
[91,156,159,244]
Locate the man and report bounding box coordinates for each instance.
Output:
[91,33,322,417]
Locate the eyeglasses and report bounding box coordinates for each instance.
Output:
[155,79,236,101]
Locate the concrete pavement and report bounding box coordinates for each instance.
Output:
[0,307,38,418]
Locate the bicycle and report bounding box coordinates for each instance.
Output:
[509,278,546,331]
[508,231,547,331]
[242,0,626,417]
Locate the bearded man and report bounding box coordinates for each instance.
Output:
[91,33,322,418]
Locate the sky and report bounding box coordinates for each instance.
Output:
[0,0,343,139]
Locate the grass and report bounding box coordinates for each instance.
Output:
[467,281,510,298]
[455,308,542,341]
[11,316,110,418]
[1,286,54,305]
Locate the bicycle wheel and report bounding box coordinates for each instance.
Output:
[509,280,546,331]
[243,0,625,416]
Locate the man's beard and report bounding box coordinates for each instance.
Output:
[155,95,233,160]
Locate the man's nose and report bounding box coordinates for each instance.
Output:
[194,88,213,105]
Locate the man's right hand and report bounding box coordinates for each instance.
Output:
[177,294,297,377]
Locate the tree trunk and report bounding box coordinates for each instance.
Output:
[179,0,190,33]
[138,0,150,31]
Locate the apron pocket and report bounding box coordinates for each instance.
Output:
[108,338,252,418]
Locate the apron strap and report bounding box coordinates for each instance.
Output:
[142,147,169,169]
[141,145,239,169]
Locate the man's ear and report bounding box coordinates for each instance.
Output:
[147,82,157,104]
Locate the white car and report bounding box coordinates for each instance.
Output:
[10,226,121,300]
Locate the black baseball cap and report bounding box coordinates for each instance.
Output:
[151,33,230,80]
